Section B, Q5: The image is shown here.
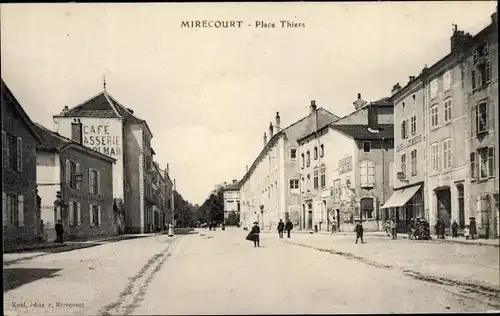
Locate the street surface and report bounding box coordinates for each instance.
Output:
[3,228,500,315]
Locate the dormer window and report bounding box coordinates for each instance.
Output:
[290,148,297,160]
[363,141,371,153]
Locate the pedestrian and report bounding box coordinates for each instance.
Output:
[277,219,285,238]
[434,220,440,237]
[391,219,397,240]
[355,220,364,244]
[438,220,446,239]
[39,219,45,242]
[212,221,217,231]
[285,219,293,238]
[469,217,477,239]
[55,219,64,244]
[250,221,260,247]
[385,220,391,237]
[222,222,226,231]
[451,220,459,238]
[464,225,471,239]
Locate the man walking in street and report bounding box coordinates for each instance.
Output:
[250,222,260,247]
[391,219,397,240]
[55,220,64,244]
[277,219,285,239]
[285,219,293,238]
[355,220,364,244]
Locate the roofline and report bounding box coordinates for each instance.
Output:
[106,94,154,138]
[1,79,43,143]
[61,143,117,163]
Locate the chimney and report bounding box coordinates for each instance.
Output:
[166,163,169,175]
[61,105,69,115]
[275,112,280,130]
[409,76,415,83]
[269,122,274,138]
[367,103,379,129]
[232,179,237,184]
[450,25,473,55]
[263,132,267,146]
[310,100,317,114]
[353,93,368,110]
[391,83,402,96]
[71,118,83,144]
[127,108,134,114]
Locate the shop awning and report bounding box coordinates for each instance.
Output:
[381,185,421,209]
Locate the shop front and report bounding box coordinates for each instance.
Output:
[381,183,424,233]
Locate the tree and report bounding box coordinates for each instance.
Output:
[173,190,196,228]
[226,211,240,226]
[197,185,225,224]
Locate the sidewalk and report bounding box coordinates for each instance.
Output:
[3,232,166,254]
[264,229,500,247]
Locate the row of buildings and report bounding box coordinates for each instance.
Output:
[225,11,498,238]
[2,79,175,245]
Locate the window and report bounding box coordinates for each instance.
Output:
[430,78,438,99]
[401,154,407,175]
[412,94,416,107]
[290,148,297,160]
[89,169,100,194]
[306,151,310,167]
[400,120,408,139]
[289,179,299,190]
[314,147,318,160]
[66,160,77,189]
[69,201,81,227]
[313,169,319,189]
[363,141,371,153]
[476,101,488,134]
[443,138,453,170]
[360,160,375,188]
[431,143,440,172]
[430,104,439,128]
[2,133,22,172]
[478,147,488,180]
[306,174,311,190]
[410,149,417,176]
[488,147,495,178]
[4,194,22,226]
[90,204,101,227]
[470,152,476,180]
[301,153,305,168]
[444,98,452,122]
[472,42,491,90]
[320,144,324,157]
[333,179,340,200]
[443,70,452,91]
[410,116,417,135]
[320,165,326,188]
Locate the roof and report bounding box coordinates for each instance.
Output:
[298,97,393,143]
[224,182,240,191]
[54,90,153,137]
[1,79,43,143]
[329,124,394,140]
[33,123,116,163]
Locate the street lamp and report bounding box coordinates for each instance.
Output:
[54,191,63,224]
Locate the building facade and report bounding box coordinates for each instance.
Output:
[223,180,240,221]
[239,102,339,230]
[52,89,155,233]
[299,95,394,232]
[465,11,499,238]
[2,79,42,245]
[34,123,117,241]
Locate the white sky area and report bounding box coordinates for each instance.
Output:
[1,2,496,204]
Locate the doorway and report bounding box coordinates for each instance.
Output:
[336,209,340,232]
[436,188,452,230]
[457,184,465,229]
[302,205,306,229]
[307,202,313,230]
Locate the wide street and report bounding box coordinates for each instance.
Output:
[3,228,500,315]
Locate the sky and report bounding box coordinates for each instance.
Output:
[1,2,496,205]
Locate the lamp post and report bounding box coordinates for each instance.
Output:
[260,205,264,229]
[54,191,63,226]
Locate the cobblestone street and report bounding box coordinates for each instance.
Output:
[3,229,500,315]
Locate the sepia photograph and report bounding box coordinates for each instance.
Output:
[1,1,499,315]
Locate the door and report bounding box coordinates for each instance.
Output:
[307,202,313,230]
[436,188,452,230]
[457,184,465,229]
[336,209,340,232]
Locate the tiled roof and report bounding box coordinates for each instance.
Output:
[224,182,240,191]
[34,123,116,162]
[330,124,394,140]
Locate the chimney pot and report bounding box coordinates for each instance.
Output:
[275,112,281,129]
[263,132,268,146]
[357,93,361,100]
[311,100,316,106]
[269,122,274,137]
[310,100,317,114]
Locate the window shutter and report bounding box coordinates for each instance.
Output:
[486,60,491,82]
[69,201,74,226]
[471,68,476,90]
[470,152,476,179]
[17,195,24,227]
[16,137,23,172]
[2,131,6,168]
[98,205,102,227]
[77,202,81,226]
[3,192,7,226]
[488,147,495,177]
[475,152,480,180]
[89,204,94,227]
[97,171,101,195]
[89,169,94,194]
[471,106,477,136]
[66,160,71,187]
[401,122,405,139]
[76,163,81,191]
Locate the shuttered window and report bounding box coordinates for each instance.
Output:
[17,195,24,227]
[16,137,23,172]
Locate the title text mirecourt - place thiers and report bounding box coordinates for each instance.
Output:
[181,20,306,28]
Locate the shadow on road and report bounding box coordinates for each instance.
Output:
[3,268,62,292]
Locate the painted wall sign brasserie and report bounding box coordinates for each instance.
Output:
[82,124,121,157]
